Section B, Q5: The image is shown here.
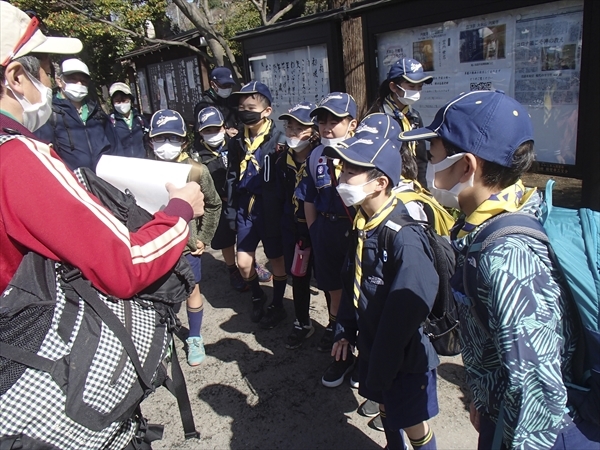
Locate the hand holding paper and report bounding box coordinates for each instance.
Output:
[166,182,204,218]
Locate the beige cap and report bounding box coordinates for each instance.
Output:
[109,82,132,97]
[0,2,82,66]
[61,58,90,76]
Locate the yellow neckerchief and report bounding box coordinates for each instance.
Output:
[457,180,537,238]
[239,119,271,181]
[383,95,415,155]
[287,149,306,218]
[352,195,398,308]
[176,151,190,163]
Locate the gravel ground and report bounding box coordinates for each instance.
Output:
[141,246,479,450]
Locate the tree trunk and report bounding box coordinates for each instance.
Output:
[332,0,367,119]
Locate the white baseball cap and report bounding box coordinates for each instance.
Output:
[0,2,82,67]
[61,58,90,76]
[109,82,132,97]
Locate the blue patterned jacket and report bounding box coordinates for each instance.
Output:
[452,190,578,449]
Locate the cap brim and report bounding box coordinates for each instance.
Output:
[309,106,350,118]
[398,127,437,141]
[32,36,83,56]
[278,113,313,126]
[322,142,375,169]
[402,74,434,84]
[198,123,224,131]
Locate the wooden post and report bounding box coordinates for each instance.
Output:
[334,0,367,119]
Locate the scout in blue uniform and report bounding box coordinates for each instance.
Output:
[327,137,440,450]
[297,93,358,386]
[273,102,321,346]
[226,81,287,328]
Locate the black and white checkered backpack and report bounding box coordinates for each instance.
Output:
[0,135,199,450]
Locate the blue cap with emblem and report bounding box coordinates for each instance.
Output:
[324,137,401,186]
[310,92,357,119]
[231,80,273,105]
[387,58,433,84]
[197,106,224,132]
[278,102,316,126]
[149,109,186,138]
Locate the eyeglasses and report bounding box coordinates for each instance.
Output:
[2,16,40,67]
[151,135,186,144]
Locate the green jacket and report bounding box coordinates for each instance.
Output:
[179,153,221,254]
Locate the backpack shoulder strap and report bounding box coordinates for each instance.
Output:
[378,211,421,264]
[462,212,549,336]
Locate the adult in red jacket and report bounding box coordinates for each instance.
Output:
[0,3,204,298]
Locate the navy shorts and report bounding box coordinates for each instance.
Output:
[359,363,439,430]
[309,214,352,291]
[211,210,237,250]
[185,253,202,284]
[236,201,283,259]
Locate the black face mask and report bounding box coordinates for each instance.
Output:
[238,109,264,126]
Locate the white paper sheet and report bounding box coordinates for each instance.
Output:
[96,155,192,214]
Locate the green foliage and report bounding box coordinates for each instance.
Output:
[218,2,262,59]
[12,0,168,87]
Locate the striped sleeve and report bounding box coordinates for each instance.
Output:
[1,137,192,299]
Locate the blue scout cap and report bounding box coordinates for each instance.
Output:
[210,67,235,86]
[232,81,273,105]
[399,90,534,167]
[310,92,357,119]
[324,137,401,186]
[278,102,316,126]
[387,58,433,84]
[197,106,224,132]
[341,113,401,148]
[149,109,186,138]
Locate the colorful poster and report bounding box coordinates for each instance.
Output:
[376,0,583,165]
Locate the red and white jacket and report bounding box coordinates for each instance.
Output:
[0,113,192,298]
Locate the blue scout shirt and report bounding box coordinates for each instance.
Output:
[335,200,440,391]
[298,145,354,218]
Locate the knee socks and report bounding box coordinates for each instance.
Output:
[244,272,264,299]
[410,429,436,450]
[271,275,287,308]
[380,410,408,450]
[292,274,311,325]
[187,303,204,338]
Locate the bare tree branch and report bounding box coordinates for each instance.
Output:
[56,0,215,63]
[266,0,302,25]
[249,0,268,25]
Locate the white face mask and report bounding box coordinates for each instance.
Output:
[321,122,352,148]
[202,131,225,147]
[216,87,232,98]
[286,136,310,152]
[153,142,182,161]
[114,102,131,115]
[5,70,53,132]
[426,153,474,209]
[396,85,421,105]
[336,179,376,207]
[63,83,88,102]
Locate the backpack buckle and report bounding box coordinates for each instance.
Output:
[58,265,82,283]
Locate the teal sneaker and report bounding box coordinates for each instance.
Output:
[186,336,206,366]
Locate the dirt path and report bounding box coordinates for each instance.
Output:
[142,247,479,450]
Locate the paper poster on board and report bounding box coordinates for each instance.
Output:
[375,0,582,165]
[248,44,330,125]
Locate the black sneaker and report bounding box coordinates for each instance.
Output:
[259,304,287,329]
[317,325,333,353]
[369,414,384,432]
[285,320,315,349]
[358,399,380,417]
[251,293,267,323]
[321,355,354,388]
[350,363,359,389]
